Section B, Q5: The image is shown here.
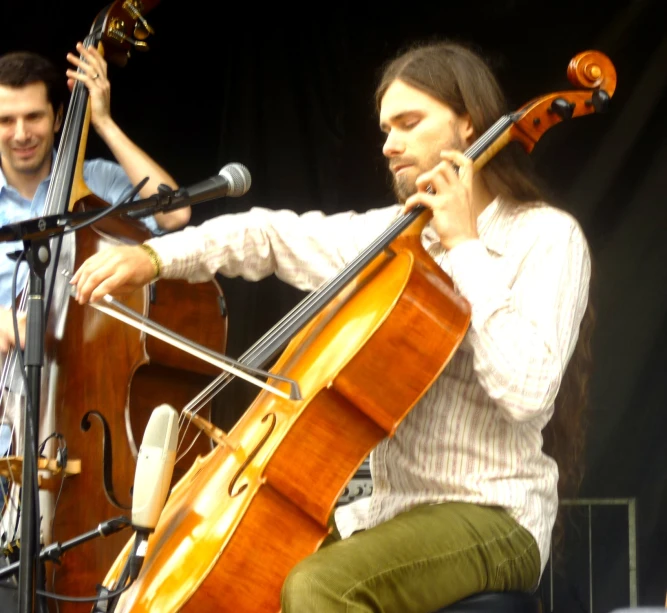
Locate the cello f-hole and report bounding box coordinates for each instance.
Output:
[229,412,277,497]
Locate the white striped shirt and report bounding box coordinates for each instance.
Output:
[148,196,591,572]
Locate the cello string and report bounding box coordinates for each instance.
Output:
[226,116,513,369]
[174,429,205,464]
[169,207,424,454]
[45,114,516,465]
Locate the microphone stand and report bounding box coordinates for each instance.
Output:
[0,183,179,244]
[0,516,131,582]
[16,234,52,613]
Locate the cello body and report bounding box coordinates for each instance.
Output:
[103,218,471,612]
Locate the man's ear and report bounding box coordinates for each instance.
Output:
[53,104,64,133]
[460,112,475,145]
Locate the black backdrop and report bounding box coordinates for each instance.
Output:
[2,0,666,610]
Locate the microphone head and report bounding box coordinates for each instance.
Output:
[132,404,179,532]
[219,163,252,197]
[140,404,178,452]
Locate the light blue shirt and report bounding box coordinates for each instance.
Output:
[0,156,160,309]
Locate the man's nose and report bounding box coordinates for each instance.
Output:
[13,119,28,142]
[382,131,404,158]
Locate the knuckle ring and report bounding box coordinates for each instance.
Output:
[92,73,100,80]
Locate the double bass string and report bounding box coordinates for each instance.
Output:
[0,36,94,436]
[0,40,95,548]
[0,252,33,535]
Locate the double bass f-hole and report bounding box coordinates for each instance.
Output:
[80,410,131,510]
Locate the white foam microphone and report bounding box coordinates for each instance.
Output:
[131,404,178,533]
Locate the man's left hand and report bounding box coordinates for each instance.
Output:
[65,42,112,132]
[402,150,478,250]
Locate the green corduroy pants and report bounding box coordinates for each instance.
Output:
[281,501,541,613]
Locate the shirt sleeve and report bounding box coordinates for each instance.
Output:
[82,159,161,234]
[446,213,591,423]
[145,205,402,291]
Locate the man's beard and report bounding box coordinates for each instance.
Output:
[392,172,414,205]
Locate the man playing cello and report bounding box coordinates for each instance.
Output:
[71,39,593,612]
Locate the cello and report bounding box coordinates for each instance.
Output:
[0,2,229,610]
[96,50,617,612]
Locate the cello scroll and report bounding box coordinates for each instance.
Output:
[512,50,616,147]
[473,50,616,169]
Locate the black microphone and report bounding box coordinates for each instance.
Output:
[179,162,252,204]
[0,517,131,581]
[125,162,252,220]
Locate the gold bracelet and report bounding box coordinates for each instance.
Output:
[138,243,162,280]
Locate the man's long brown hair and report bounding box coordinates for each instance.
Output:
[375,39,595,544]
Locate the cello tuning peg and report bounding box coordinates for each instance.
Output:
[548,97,576,121]
[589,89,611,114]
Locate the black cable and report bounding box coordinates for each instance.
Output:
[61,176,149,236]
[33,580,134,603]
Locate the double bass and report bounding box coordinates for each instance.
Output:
[0,2,228,610]
[96,51,617,611]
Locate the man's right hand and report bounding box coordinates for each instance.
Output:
[0,308,26,353]
[70,244,158,304]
